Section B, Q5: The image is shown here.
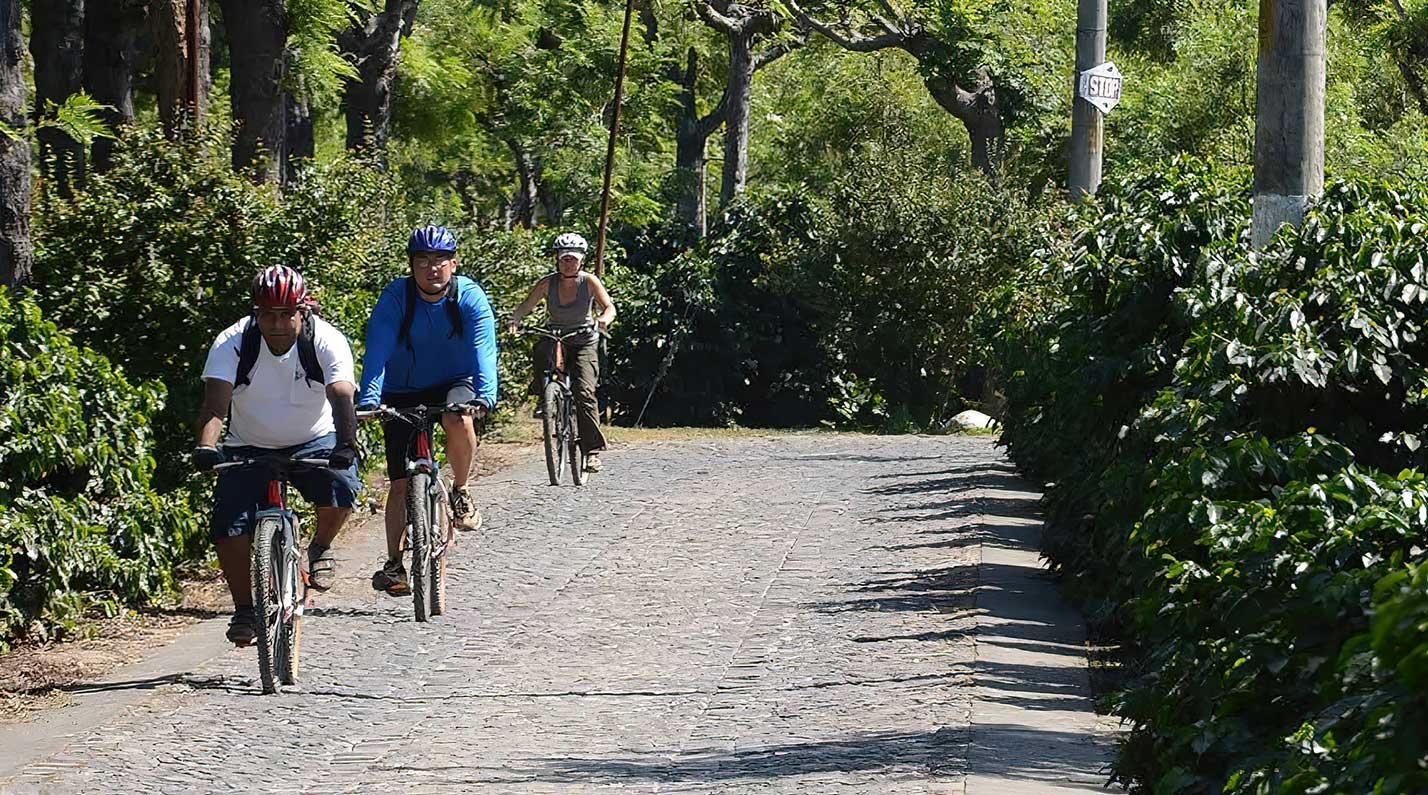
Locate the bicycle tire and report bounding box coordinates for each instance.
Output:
[277,529,302,685]
[251,516,281,695]
[278,612,301,685]
[567,397,585,486]
[408,471,432,622]
[542,380,564,485]
[429,481,448,617]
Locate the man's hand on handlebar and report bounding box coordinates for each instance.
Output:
[328,443,357,470]
[193,445,225,472]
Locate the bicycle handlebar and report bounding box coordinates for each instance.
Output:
[213,456,332,473]
[357,403,484,424]
[516,323,608,341]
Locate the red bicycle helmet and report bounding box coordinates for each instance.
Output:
[252,265,309,309]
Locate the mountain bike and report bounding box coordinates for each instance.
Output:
[521,323,599,486]
[358,403,478,622]
[212,454,330,695]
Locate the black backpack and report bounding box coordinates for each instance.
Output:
[235,314,325,388]
[397,276,464,349]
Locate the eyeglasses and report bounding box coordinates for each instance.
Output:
[412,255,455,269]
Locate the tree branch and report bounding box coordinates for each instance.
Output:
[696,87,730,137]
[783,0,905,51]
[753,32,803,71]
[693,1,740,34]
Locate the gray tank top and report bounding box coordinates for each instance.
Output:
[546,272,595,329]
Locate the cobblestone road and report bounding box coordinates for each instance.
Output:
[3,434,1096,794]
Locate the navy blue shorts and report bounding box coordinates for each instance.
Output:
[210,432,361,541]
[381,379,476,481]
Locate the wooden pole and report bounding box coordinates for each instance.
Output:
[593,0,636,278]
[1068,0,1107,199]
[1250,0,1326,248]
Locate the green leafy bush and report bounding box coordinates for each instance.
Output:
[999,163,1428,793]
[31,128,415,489]
[610,159,1051,429]
[0,290,201,648]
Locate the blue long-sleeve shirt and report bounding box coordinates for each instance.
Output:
[358,275,499,406]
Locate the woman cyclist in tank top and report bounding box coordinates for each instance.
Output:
[508,232,617,473]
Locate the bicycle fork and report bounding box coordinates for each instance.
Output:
[408,429,455,558]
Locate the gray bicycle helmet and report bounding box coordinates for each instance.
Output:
[552,232,589,256]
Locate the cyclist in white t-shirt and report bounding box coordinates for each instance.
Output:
[193,266,361,646]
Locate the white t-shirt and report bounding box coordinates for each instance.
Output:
[201,316,355,449]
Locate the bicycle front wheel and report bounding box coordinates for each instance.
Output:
[408,471,432,622]
[567,398,585,487]
[429,482,448,617]
[277,534,302,685]
[542,380,565,485]
[251,516,282,695]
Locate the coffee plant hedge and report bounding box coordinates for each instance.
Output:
[999,160,1428,793]
[0,291,201,648]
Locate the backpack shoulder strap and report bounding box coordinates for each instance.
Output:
[234,316,261,388]
[397,277,418,349]
[296,314,324,387]
[444,279,463,339]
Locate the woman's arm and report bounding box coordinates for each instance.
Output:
[588,274,617,330]
[508,276,550,332]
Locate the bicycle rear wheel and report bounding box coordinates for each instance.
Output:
[408,471,432,622]
[542,380,565,485]
[251,516,282,695]
[429,481,448,617]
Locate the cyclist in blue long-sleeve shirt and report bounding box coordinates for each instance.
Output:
[358,225,498,596]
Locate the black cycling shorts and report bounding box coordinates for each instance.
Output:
[380,379,475,481]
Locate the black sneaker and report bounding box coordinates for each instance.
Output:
[371,558,410,596]
[226,605,259,646]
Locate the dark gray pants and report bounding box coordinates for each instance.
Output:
[533,336,607,455]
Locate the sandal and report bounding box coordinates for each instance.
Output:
[226,605,259,646]
[306,543,336,592]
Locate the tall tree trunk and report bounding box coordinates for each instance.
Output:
[719,31,756,209]
[535,165,564,226]
[285,92,313,183]
[507,140,537,229]
[0,0,31,287]
[219,0,286,182]
[151,0,210,138]
[674,49,713,237]
[31,0,86,192]
[84,0,146,171]
[339,0,418,156]
[924,71,1005,177]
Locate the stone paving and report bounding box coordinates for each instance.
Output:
[0,434,1112,794]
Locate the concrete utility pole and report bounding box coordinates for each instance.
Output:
[1068,0,1107,199]
[1251,0,1326,248]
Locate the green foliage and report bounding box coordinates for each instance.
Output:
[610,156,1050,429]
[998,163,1428,792]
[0,291,202,649]
[32,126,413,490]
[286,0,364,106]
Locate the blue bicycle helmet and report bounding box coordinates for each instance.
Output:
[407,224,458,254]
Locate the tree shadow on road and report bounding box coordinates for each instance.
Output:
[470,723,1106,787]
[811,564,978,615]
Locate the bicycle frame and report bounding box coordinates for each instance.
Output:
[360,405,472,558]
[215,457,324,623]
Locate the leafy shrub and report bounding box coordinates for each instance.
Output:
[0,291,201,648]
[999,163,1428,792]
[610,159,1052,429]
